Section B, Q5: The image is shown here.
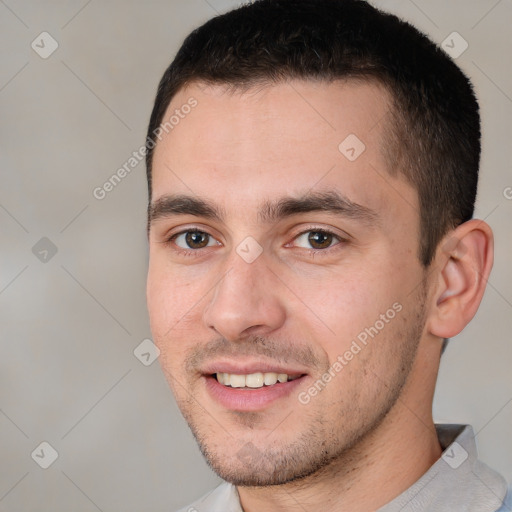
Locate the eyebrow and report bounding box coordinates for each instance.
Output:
[148,191,379,228]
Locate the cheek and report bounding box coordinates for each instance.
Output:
[147,261,197,340]
[147,256,216,371]
[286,262,408,360]
[287,266,379,333]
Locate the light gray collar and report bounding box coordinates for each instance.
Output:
[379,424,507,512]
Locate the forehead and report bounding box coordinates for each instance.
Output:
[151,79,416,224]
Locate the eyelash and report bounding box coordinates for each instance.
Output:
[164,227,348,258]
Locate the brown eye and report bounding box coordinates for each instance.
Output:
[172,230,217,250]
[185,231,210,249]
[307,231,334,249]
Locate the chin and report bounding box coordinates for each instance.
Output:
[192,428,340,487]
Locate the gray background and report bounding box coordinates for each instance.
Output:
[0,0,511,510]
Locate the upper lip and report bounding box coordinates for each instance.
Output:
[200,359,309,377]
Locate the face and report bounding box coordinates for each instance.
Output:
[147,80,429,486]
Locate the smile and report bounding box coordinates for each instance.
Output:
[205,370,307,411]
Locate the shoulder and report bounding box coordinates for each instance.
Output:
[495,484,512,511]
[174,482,241,512]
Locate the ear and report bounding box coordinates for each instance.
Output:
[427,219,494,339]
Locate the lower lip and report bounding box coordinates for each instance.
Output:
[204,375,306,412]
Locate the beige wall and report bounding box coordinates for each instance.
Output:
[0,1,510,510]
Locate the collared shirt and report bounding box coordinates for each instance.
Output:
[177,424,510,512]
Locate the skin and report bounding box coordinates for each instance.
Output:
[146,80,493,512]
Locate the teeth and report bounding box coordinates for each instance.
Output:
[246,372,264,388]
[264,372,278,386]
[216,372,298,388]
[217,373,229,385]
[230,374,246,388]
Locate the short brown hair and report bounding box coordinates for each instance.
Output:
[145,0,480,266]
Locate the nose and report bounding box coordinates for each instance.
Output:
[203,249,286,341]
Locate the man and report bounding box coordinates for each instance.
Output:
[144,0,510,510]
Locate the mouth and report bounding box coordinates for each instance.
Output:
[214,371,302,389]
[203,367,308,411]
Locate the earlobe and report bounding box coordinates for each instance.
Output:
[428,220,494,339]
